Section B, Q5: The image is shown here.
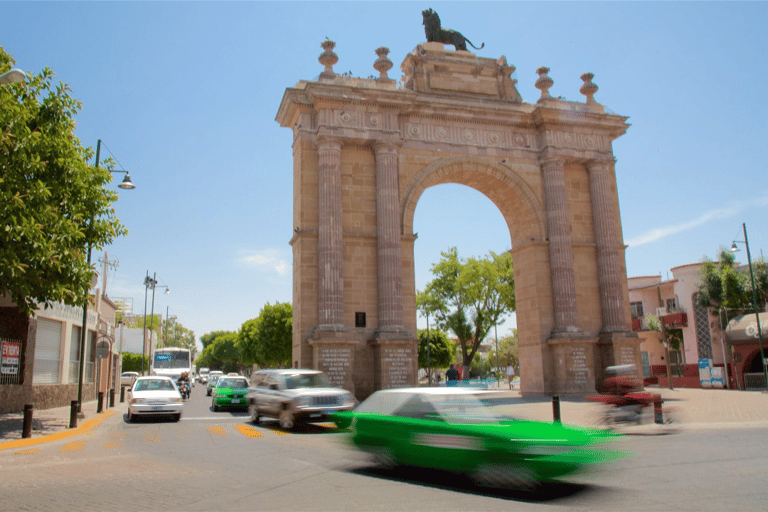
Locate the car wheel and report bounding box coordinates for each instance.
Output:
[127,409,134,423]
[473,463,538,491]
[278,408,294,430]
[206,390,211,396]
[212,400,219,412]
[249,404,260,424]
[369,447,397,469]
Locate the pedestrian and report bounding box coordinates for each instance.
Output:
[446,363,459,386]
[506,363,515,390]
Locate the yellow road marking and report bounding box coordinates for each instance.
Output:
[104,432,126,449]
[61,439,87,452]
[207,426,228,438]
[143,430,161,443]
[14,448,39,455]
[234,424,263,438]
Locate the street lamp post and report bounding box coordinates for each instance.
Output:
[77,140,135,412]
[730,222,768,391]
[426,311,431,386]
[141,273,169,376]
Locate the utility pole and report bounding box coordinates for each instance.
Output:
[657,283,673,390]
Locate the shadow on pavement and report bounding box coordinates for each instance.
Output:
[0,416,69,439]
[348,464,602,503]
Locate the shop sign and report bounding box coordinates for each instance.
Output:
[1,340,21,375]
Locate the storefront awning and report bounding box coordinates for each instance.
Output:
[726,312,768,343]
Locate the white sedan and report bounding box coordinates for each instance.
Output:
[128,376,183,422]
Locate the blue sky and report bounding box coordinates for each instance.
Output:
[4,2,767,348]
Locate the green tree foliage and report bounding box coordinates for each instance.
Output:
[696,248,750,310]
[418,247,515,373]
[417,328,454,381]
[200,331,232,350]
[0,48,127,315]
[239,302,292,368]
[487,329,519,369]
[195,331,241,374]
[160,316,196,359]
[122,353,148,373]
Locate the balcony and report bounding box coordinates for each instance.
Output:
[631,317,643,331]
[663,311,688,328]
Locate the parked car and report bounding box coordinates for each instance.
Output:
[246,369,356,430]
[206,371,224,396]
[120,371,139,387]
[329,387,626,489]
[211,376,250,411]
[127,376,183,422]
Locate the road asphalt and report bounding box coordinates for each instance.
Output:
[1,382,767,451]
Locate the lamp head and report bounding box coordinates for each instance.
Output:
[730,242,739,253]
[118,173,136,190]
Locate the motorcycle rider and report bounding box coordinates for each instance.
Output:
[177,371,191,399]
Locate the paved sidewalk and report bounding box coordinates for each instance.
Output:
[0,394,129,445]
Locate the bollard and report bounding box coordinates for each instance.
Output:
[22,404,34,439]
[69,400,78,428]
[120,385,126,403]
[653,395,664,424]
[109,388,115,408]
[97,391,104,413]
[552,395,561,423]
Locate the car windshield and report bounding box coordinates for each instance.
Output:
[357,391,504,423]
[218,378,248,388]
[209,376,220,385]
[134,379,175,392]
[284,373,331,389]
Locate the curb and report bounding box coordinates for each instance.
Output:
[0,409,118,452]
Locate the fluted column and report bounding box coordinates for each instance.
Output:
[317,136,344,329]
[540,157,579,333]
[374,141,404,332]
[588,159,625,332]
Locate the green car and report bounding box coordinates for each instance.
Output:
[211,376,249,412]
[330,387,628,489]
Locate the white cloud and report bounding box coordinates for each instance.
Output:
[626,205,741,247]
[238,249,290,275]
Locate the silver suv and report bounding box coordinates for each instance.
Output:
[246,369,356,430]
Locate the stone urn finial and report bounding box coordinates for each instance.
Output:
[580,72,599,104]
[373,46,394,82]
[319,39,338,79]
[535,66,554,103]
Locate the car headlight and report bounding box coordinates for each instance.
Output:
[171,397,183,404]
[343,393,356,405]
[291,397,312,408]
[130,398,145,405]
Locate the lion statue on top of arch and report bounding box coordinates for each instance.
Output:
[422,8,484,52]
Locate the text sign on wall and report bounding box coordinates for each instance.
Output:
[319,347,351,388]
[382,347,412,388]
[1,340,21,375]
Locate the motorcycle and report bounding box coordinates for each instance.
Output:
[586,364,673,426]
[178,381,190,400]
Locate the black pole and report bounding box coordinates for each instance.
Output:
[426,311,431,386]
[97,391,104,413]
[120,385,126,403]
[552,395,561,423]
[22,404,33,439]
[69,400,78,428]
[109,388,115,408]
[743,223,768,391]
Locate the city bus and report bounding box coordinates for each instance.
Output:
[151,347,192,381]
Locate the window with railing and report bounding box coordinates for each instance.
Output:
[630,301,644,319]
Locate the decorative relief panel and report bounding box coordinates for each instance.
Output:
[403,119,534,150]
[545,130,607,151]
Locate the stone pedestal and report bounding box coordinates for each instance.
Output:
[370,338,418,390]
[548,337,598,394]
[310,335,357,394]
[594,332,643,386]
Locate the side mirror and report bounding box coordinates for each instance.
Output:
[270,384,278,390]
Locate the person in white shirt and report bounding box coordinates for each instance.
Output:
[506,364,515,389]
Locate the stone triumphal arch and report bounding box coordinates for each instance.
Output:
[276,41,639,398]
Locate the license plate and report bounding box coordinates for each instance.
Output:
[323,409,335,415]
[230,399,240,404]
[151,406,164,411]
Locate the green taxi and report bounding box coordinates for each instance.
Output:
[211,375,249,412]
[330,387,629,489]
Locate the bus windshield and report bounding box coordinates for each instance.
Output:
[153,349,191,370]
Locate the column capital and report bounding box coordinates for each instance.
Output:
[587,158,616,173]
[314,135,343,151]
[372,139,402,154]
[538,155,565,169]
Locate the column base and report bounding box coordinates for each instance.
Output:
[547,337,599,395]
[369,337,419,390]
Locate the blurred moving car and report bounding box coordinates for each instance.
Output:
[246,369,356,430]
[330,388,626,489]
[211,376,250,411]
[198,367,210,384]
[128,376,183,422]
[206,371,224,396]
[120,371,139,387]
